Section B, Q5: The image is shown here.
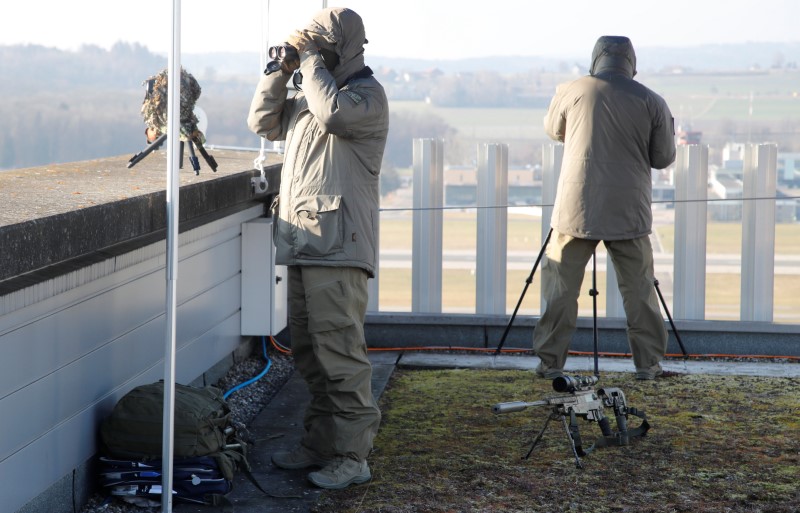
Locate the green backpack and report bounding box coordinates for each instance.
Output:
[99,381,247,481]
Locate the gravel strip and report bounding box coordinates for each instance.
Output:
[79,345,295,513]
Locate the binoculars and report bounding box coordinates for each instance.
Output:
[264,44,299,75]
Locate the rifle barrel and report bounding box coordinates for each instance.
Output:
[492,400,549,414]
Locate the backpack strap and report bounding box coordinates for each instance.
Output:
[219,444,302,499]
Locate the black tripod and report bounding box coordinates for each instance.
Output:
[494,229,688,366]
[127,133,218,175]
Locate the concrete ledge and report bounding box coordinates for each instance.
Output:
[0,150,282,292]
[365,312,800,357]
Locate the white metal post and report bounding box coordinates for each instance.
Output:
[161,1,181,511]
[412,139,443,313]
[368,232,380,311]
[604,256,625,317]
[674,144,708,319]
[476,143,508,314]
[540,144,562,311]
[741,143,777,321]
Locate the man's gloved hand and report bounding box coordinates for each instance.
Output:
[286,29,317,54]
[278,45,300,73]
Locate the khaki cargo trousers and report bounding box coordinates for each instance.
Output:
[533,230,668,372]
[287,265,381,462]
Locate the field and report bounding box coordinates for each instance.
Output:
[376,212,800,323]
[389,68,800,157]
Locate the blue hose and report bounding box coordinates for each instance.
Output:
[223,336,272,400]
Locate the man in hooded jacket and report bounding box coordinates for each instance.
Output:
[534,36,676,381]
[247,7,388,489]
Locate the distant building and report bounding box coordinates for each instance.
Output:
[708,170,743,221]
[778,152,800,187]
[709,167,796,222]
[443,166,542,207]
[676,125,702,145]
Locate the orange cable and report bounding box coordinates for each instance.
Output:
[269,335,292,355]
[568,349,800,361]
[367,345,531,353]
[363,345,800,361]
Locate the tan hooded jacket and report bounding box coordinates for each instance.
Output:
[544,36,675,240]
[247,7,389,276]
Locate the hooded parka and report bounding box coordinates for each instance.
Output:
[247,7,389,276]
[544,36,675,240]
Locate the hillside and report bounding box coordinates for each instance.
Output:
[1,42,798,171]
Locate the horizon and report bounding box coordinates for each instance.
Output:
[3,0,800,61]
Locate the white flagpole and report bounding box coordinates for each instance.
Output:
[162,0,181,511]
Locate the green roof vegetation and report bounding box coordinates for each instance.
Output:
[314,367,800,512]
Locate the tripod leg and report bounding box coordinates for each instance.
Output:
[654,279,688,358]
[495,228,553,354]
[524,412,555,460]
[193,138,218,172]
[187,140,201,175]
[127,133,168,169]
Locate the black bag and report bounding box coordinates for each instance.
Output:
[99,455,232,507]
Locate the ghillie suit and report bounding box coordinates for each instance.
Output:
[140,67,205,144]
[128,67,217,173]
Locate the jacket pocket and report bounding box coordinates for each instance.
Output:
[306,279,356,333]
[293,194,343,257]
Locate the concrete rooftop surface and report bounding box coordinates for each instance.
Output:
[175,351,800,513]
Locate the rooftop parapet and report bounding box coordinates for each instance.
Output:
[0,149,281,296]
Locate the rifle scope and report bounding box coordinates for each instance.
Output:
[553,375,598,393]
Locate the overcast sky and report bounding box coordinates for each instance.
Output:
[2,0,798,60]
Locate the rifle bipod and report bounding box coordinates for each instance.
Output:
[494,377,650,469]
[520,389,650,469]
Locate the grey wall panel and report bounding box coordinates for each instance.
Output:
[0,205,264,513]
[0,240,242,454]
[0,221,243,401]
[174,312,243,386]
[0,314,244,513]
[0,266,168,400]
[0,273,241,464]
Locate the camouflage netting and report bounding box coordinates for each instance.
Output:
[140,68,205,143]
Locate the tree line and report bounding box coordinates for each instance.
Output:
[1,43,560,183]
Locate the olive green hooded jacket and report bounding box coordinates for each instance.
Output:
[544,36,675,240]
[247,7,389,276]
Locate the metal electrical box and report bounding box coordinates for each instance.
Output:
[241,218,288,336]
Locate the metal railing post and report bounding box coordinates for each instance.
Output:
[605,256,625,317]
[541,144,562,239]
[368,230,379,312]
[741,143,777,321]
[412,138,443,313]
[540,144,562,311]
[674,144,708,319]
[476,143,508,314]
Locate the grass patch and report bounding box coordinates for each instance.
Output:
[381,214,544,252]
[655,222,800,255]
[314,368,800,513]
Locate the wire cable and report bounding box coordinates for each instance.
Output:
[223,336,273,400]
[363,345,800,361]
[269,335,292,355]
